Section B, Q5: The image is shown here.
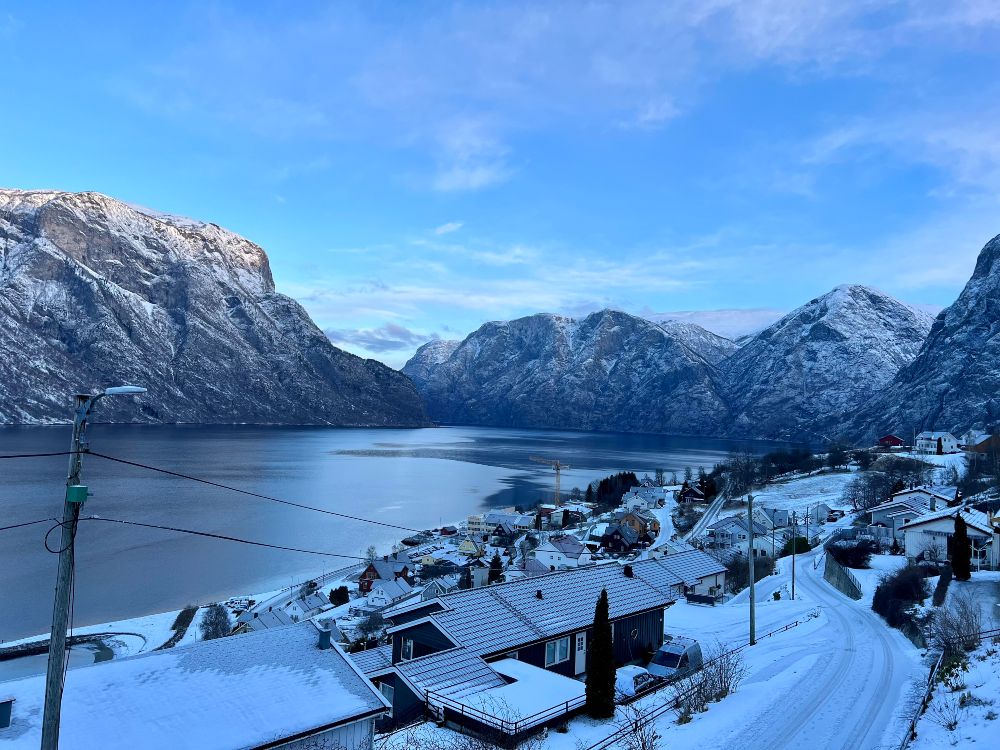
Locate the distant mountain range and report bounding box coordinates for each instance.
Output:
[0,189,427,426]
[404,250,1000,443]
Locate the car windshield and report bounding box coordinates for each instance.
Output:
[652,650,681,668]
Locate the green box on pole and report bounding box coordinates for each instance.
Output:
[66,485,89,504]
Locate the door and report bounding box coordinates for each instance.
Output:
[575,632,587,675]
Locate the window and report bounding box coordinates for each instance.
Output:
[545,636,571,666]
[401,638,414,661]
[379,681,395,704]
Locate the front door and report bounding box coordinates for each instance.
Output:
[575,632,587,675]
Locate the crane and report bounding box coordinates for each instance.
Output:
[529,456,570,506]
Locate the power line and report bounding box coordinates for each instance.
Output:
[0,517,57,532]
[0,451,77,459]
[86,451,422,533]
[79,516,372,560]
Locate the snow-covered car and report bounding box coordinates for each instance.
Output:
[646,636,703,680]
[615,665,657,698]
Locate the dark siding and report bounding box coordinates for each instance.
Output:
[386,602,444,628]
[612,610,664,665]
[373,674,423,730]
[391,621,453,663]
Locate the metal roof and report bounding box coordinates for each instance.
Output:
[657,549,727,585]
[396,647,507,700]
[351,644,393,674]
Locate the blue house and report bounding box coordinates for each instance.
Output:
[351,558,689,734]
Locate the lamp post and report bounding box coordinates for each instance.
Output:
[41,386,146,750]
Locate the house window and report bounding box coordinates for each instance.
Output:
[379,681,394,704]
[545,636,571,666]
[401,638,414,661]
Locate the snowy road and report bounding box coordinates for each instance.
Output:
[683,493,727,541]
[721,551,920,750]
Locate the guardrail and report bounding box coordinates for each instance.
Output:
[425,688,587,740]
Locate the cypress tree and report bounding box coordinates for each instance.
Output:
[936,437,944,455]
[458,566,472,590]
[952,514,972,581]
[586,588,616,718]
[488,553,503,584]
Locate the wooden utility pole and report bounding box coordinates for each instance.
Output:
[41,387,145,750]
[791,510,798,601]
[748,494,756,645]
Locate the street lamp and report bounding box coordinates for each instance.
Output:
[41,386,146,750]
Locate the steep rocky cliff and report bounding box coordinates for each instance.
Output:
[0,189,427,425]
[855,234,1000,438]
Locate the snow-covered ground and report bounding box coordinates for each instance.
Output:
[744,470,855,514]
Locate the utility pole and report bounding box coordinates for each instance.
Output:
[41,386,145,750]
[790,510,797,601]
[748,494,756,645]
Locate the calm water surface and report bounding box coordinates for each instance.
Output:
[0,425,784,640]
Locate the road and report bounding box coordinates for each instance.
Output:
[714,549,921,750]
[682,493,728,541]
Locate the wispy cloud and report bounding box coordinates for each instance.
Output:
[434,221,463,235]
[325,322,433,353]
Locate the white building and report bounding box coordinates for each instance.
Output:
[0,622,389,750]
[867,488,954,541]
[915,431,959,454]
[704,516,775,557]
[367,578,414,609]
[621,485,668,510]
[900,505,999,568]
[533,533,592,570]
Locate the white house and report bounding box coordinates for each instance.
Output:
[915,431,960,454]
[0,622,390,750]
[960,429,988,449]
[900,505,998,568]
[533,533,592,570]
[704,516,774,557]
[621,485,668,510]
[367,578,414,609]
[868,488,953,541]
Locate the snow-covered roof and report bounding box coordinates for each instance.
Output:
[538,533,587,557]
[0,622,389,750]
[657,549,727,585]
[898,505,995,535]
[707,515,768,536]
[916,431,957,440]
[351,643,393,674]
[428,558,683,658]
[368,578,413,601]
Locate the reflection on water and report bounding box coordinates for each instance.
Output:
[0,424,787,641]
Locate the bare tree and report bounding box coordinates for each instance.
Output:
[613,701,663,750]
[932,590,983,658]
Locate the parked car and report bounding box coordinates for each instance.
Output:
[646,636,703,680]
[615,665,657,698]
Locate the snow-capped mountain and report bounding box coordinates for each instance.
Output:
[719,285,935,440]
[404,288,937,439]
[0,189,427,425]
[854,234,1000,438]
[402,309,735,434]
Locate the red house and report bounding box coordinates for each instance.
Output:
[878,434,905,448]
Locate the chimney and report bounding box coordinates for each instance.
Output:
[536,590,544,599]
[318,626,332,650]
[0,697,13,730]
[623,564,634,578]
[930,496,937,512]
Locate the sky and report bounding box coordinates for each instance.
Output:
[2,2,1000,367]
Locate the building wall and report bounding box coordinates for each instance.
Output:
[904,518,992,561]
[391,622,453,663]
[372,674,424,730]
[278,717,376,750]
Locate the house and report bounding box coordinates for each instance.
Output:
[352,559,686,732]
[505,556,552,580]
[878,434,905,449]
[968,434,1000,455]
[617,509,661,538]
[440,525,459,536]
[676,484,706,503]
[367,578,414,609]
[915,431,959,454]
[803,503,834,525]
[468,510,536,536]
[421,575,461,600]
[657,548,728,598]
[900,505,999,568]
[457,536,486,558]
[960,429,988,449]
[359,555,412,594]
[867,487,953,540]
[601,523,642,554]
[621,485,668,510]
[755,506,789,529]
[490,521,517,546]
[0,622,389,750]
[704,516,772,557]
[533,534,592,570]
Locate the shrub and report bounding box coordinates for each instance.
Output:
[872,565,928,628]
[932,591,983,660]
[724,554,775,593]
[932,564,952,607]
[329,585,350,606]
[828,539,877,569]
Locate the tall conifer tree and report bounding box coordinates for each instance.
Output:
[586,588,616,718]
[952,514,972,581]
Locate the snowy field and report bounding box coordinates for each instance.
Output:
[743,470,855,514]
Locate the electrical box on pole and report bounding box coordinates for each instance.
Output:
[65,485,89,504]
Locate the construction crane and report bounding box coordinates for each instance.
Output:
[529,456,570,506]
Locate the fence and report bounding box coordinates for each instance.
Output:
[823,554,863,600]
[896,627,1000,750]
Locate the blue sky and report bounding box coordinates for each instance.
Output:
[2,2,1000,367]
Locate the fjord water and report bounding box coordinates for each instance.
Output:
[0,425,780,641]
